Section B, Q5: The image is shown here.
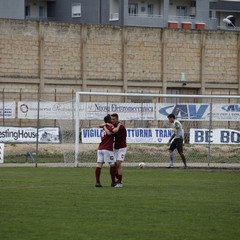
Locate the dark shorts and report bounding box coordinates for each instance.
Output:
[169,138,183,153]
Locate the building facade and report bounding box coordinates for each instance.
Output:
[0,0,240,30]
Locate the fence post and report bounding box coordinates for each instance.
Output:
[35,88,41,168]
[207,98,213,167]
[2,88,5,126]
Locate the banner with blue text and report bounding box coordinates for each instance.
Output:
[156,103,240,121]
[190,128,240,144]
[81,128,173,144]
[0,101,15,118]
[0,127,60,143]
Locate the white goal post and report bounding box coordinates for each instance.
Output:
[74,91,240,167]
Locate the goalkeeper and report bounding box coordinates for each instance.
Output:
[167,114,187,168]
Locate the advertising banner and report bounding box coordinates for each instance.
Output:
[84,102,154,120]
[18,101,79,120]
[0,101,16,119]
[18,101,154,120]
[17,102,240,121]
[212,104,240,121]
[81,128,173,144]
[156,103,210,121]
[0,127,60,143]
[156,103,240,121]
[82,127,240,144]
[190,128,240,144]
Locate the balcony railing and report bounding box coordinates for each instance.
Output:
[129,13,162,18]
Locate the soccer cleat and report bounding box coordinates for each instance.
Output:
[167,165,174,168]
[114,183,123,188]
[111,182,117,187]
[95,183,102,187]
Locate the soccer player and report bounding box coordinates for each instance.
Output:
[167,113,187,168]
[111,113,127,188]
[95,114,121,187]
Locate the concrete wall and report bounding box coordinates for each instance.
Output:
[0,19,239,96]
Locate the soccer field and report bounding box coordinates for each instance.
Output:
[0,167,239,240]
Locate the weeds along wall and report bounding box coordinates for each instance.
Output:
[0,19,240,97]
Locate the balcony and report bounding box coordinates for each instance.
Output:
[124,13,218,30]
[126,13,164,28]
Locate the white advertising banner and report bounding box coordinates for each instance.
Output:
[17,102,240,121]
[212,104,240,121]
[0,143,4,164]
[156,103,240,121]
[190,128,240,144]
[0,127,60,143]
[0,101,16,119]
[84,102,154,120]
[18,101,81,120]
[18,101,154,120]
[82,127,240,144]
[81,128,173,144]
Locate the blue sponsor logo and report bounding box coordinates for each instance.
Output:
[221,105,240,112]
[159,104,209,119]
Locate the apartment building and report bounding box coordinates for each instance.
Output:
[210,0,240,29]
[0,0,239,30]
[0,0,55,21]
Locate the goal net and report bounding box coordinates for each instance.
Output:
[74,92,240,168]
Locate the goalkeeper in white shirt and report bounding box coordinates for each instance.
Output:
[167,114,188,168]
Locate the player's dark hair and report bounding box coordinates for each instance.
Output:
[111,113,119,120]
[104,114,111,123]
[167,113,175,119]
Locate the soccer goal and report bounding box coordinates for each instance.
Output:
[74,92,240,168]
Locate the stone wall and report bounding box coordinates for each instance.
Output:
[0,19,240,96]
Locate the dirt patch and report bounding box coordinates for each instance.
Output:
[4,143,98,156]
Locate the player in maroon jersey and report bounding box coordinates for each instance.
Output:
[95,114,121,187]
[111,113,127,188]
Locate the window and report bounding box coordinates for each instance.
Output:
[176,6,187,17]
[109,0,119,21]
[72,3,81,18]
[190,1,196,7]
[25,6,30,17]
[129,3,138,16]
[39,6,46,18]
[189,1,196,17]
[147,4,153,16]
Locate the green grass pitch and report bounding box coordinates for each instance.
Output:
[0,167,239,240]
